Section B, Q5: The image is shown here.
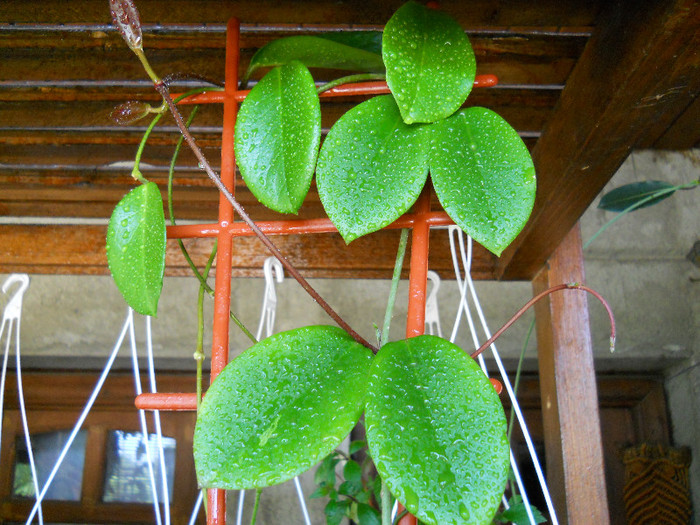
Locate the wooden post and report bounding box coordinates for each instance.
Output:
[532,224,609,524]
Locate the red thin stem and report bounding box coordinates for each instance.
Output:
[154,81,378,353]
[470,283,616,359]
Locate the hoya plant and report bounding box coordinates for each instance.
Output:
[106,1,538,523]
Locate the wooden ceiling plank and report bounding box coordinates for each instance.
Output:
[496,0,700,280]
[0,0,600,28]
[0,91,558,133]
[1,37,585,88]
[0,225,496,279]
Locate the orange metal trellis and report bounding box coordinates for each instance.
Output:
[134,18,497,525]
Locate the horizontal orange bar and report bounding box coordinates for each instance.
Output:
[167,211,454,239]
[174,74,498,105]
[135,392,198,411]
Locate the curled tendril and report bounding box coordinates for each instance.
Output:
[109,0,142,51]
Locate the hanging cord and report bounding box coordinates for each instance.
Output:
[1,275,44,524]
[447,226,558,524]
[25,306,133,524]
[445,231,536,521]
[127,310,166,525]
[237,257,312,525]
[145,315,172,524]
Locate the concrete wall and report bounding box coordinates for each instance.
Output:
[1,149,698,522]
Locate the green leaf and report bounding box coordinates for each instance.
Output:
[493,496,547,524]
[317,95,430,242]
[343,459,363,484]
[315,453,342,486]
[365,335,509,525]
[106,182,165,316]
[349,439,367,455]
[357,502,382,525]
[383,1,475,124]
[325,499,352,525]
[338,480,363,497]
[235,61,320,214]
[430,107,536,256]
[355,488,372,504]
[310,485,332,499]
[318,31,383,55]
[243,36,385,84]
[193,326,373,489]
[597,180,676,212]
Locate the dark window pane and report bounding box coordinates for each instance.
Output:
[102,430,176,504]
[13,429,87,501]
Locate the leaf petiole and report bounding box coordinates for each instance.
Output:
[317,73,387,95]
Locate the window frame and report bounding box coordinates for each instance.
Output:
[0,371,202,524]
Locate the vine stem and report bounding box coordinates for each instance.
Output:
[471,283,616,360]
[153,81,378,353]
[317,73,386,95]
[380,229,410,348]
[381,480,392,525]
[250,488,262,525]
[166,103,258,344]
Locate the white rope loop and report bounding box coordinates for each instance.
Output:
[445,227,559,525]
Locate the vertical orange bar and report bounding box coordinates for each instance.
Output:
[398,187,431,525]
[405,186,431,338]
[207,16,240,525]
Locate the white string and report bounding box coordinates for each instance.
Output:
[127,309,164,525]
[0,314,13,479]
[293,476,313,525]
[14,322,44,525]
[446,229,535,522]
[447,227,558,524]
[189,490,204,525]
[26,307,131,524]
[145,315,172,525]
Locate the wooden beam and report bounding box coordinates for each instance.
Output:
[497,0,700,280]
[0,224,497,279]
[533,224,609,524]
[0,0,601,28]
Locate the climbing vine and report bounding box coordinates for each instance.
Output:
[105,1,546,523]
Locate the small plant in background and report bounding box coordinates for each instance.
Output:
[311,439,383,525]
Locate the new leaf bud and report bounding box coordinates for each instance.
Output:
[109,0,143,51]
[110,101,152,125]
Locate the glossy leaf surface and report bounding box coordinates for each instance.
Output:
[235,61,321,214]
[193,326,373,489]
[383,1,475,124]
[106,182,165,317]
[430,107,536,256]
[598,180,676,212]
[243,36,385,84]
[316,95,430,242]
[365,336,509,525]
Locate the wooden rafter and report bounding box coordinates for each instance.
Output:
[498,0,700,280]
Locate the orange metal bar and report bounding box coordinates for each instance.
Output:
[405,186,432,338]
[173,73,498,105]
[205,16,241,525]
[397,185,433,525]
[166,211,454,239]
[135,392,198,410]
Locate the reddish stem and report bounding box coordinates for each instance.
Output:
[471,283,616,359]
[154,81,378,353]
